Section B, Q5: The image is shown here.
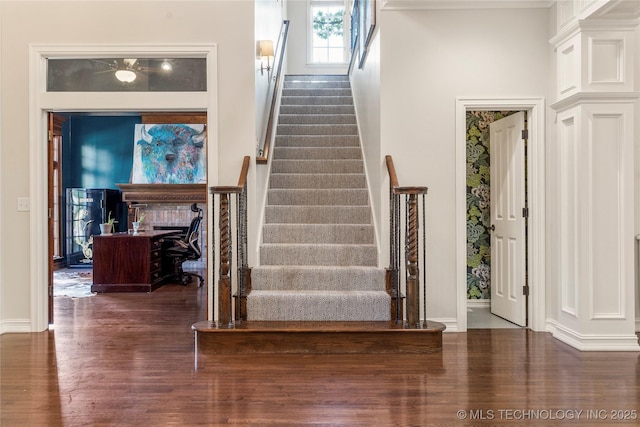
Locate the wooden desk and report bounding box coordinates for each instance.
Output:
[92,230,182,293]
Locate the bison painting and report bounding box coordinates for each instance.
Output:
[132,124,206,184]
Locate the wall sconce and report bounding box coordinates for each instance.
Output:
[257,40,274,76]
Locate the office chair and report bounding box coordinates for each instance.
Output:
[165,203,205,286]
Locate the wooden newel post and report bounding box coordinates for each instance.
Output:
[406,193,420,328]
[218,193,233,327]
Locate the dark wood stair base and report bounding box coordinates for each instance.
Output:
[192,320,446,354]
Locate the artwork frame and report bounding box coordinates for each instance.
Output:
[131,123,207,184]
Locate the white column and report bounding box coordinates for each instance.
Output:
[550,3,639,350]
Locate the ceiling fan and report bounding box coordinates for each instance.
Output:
[91,58,172,83]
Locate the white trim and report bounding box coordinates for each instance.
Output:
[455,97,546,333]
[429,318,459,333]
[0,6,3,334]
[29,44,218,331]
[467,299,491,308]
[553,322,640,351]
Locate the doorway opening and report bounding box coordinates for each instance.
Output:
[455,98,546,333]
[465,110,526,329]
[30,44,217,331]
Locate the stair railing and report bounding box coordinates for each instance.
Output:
[257,20,290,165]
[210,156,251,327]
[385,155,429,328]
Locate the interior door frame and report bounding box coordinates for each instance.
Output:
[455,98,546,332]
[29,44,218,331]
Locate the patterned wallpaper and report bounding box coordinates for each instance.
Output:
[466,111,517,300]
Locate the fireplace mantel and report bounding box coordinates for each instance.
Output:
[116,183,206,205]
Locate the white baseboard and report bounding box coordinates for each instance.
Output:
[428,318,458,332]
[0,318,33,334]
[552,322,640,351]
[467,299,490,308]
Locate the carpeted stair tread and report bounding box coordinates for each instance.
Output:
[285,74,349,81]
[273,146,361,160]
[247,290,390,322]
[251,266,385,291]
[276,124,358,135]
[269,173,366,189]
[281,96,353,106]
[265,205,371,224]
[279,106,355,116]
[271,159,363,174]
[260,243,378,266]
[263,224,374,244]
[267,188,369,206]
[275,135,360,147]
[278,114,356,125]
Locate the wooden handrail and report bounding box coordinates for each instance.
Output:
[211,156,250,194]
[385,155,428,195]
[257,20,290,165]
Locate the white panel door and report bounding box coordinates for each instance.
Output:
[490,112,526,326]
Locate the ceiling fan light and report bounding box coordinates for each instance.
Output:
[115,69,137,83]
[161,60,173,71]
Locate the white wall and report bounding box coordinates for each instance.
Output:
[377,7,550,324]
[255,0,286,149]
[0,1,256,332]
[351,32,382,257]
[286,0,348,75]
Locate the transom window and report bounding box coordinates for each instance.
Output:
[47,58,207,92]
[310,0,347,64]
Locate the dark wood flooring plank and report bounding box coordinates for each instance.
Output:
[2,282,639,426]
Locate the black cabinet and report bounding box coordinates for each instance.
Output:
[65,188,124,267]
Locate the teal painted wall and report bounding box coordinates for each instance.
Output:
[63,115,141,189]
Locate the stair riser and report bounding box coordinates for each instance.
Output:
[281,96,353,106]
[273,147,362,160]
[280,105,355,115]
[263,224,374,244]
[270,174,366,189]
[285,74,349,82]
[271,160,363,174]
[277,124,357,136]
[260,245,378,266]
[275,135,360,147]
[278,114,356,125]
[284,81,351,89]
[282,88,352,97]
[247,292,390,321]
[251,267,385,291]
[265,206,371,224]
[268,189,369,206]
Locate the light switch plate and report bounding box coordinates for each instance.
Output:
[17,197,30,212]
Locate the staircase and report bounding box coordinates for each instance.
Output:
[192,75,446,354]
[247,75,390,322]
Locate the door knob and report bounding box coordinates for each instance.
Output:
[490,224,495,232]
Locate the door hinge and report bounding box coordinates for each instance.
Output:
[522,207,529,218]
[523,285,530,296]
[521,129,529,139]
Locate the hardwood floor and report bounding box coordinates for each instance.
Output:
[2,282,639,426]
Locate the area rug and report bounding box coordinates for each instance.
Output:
[53,269,94,298]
